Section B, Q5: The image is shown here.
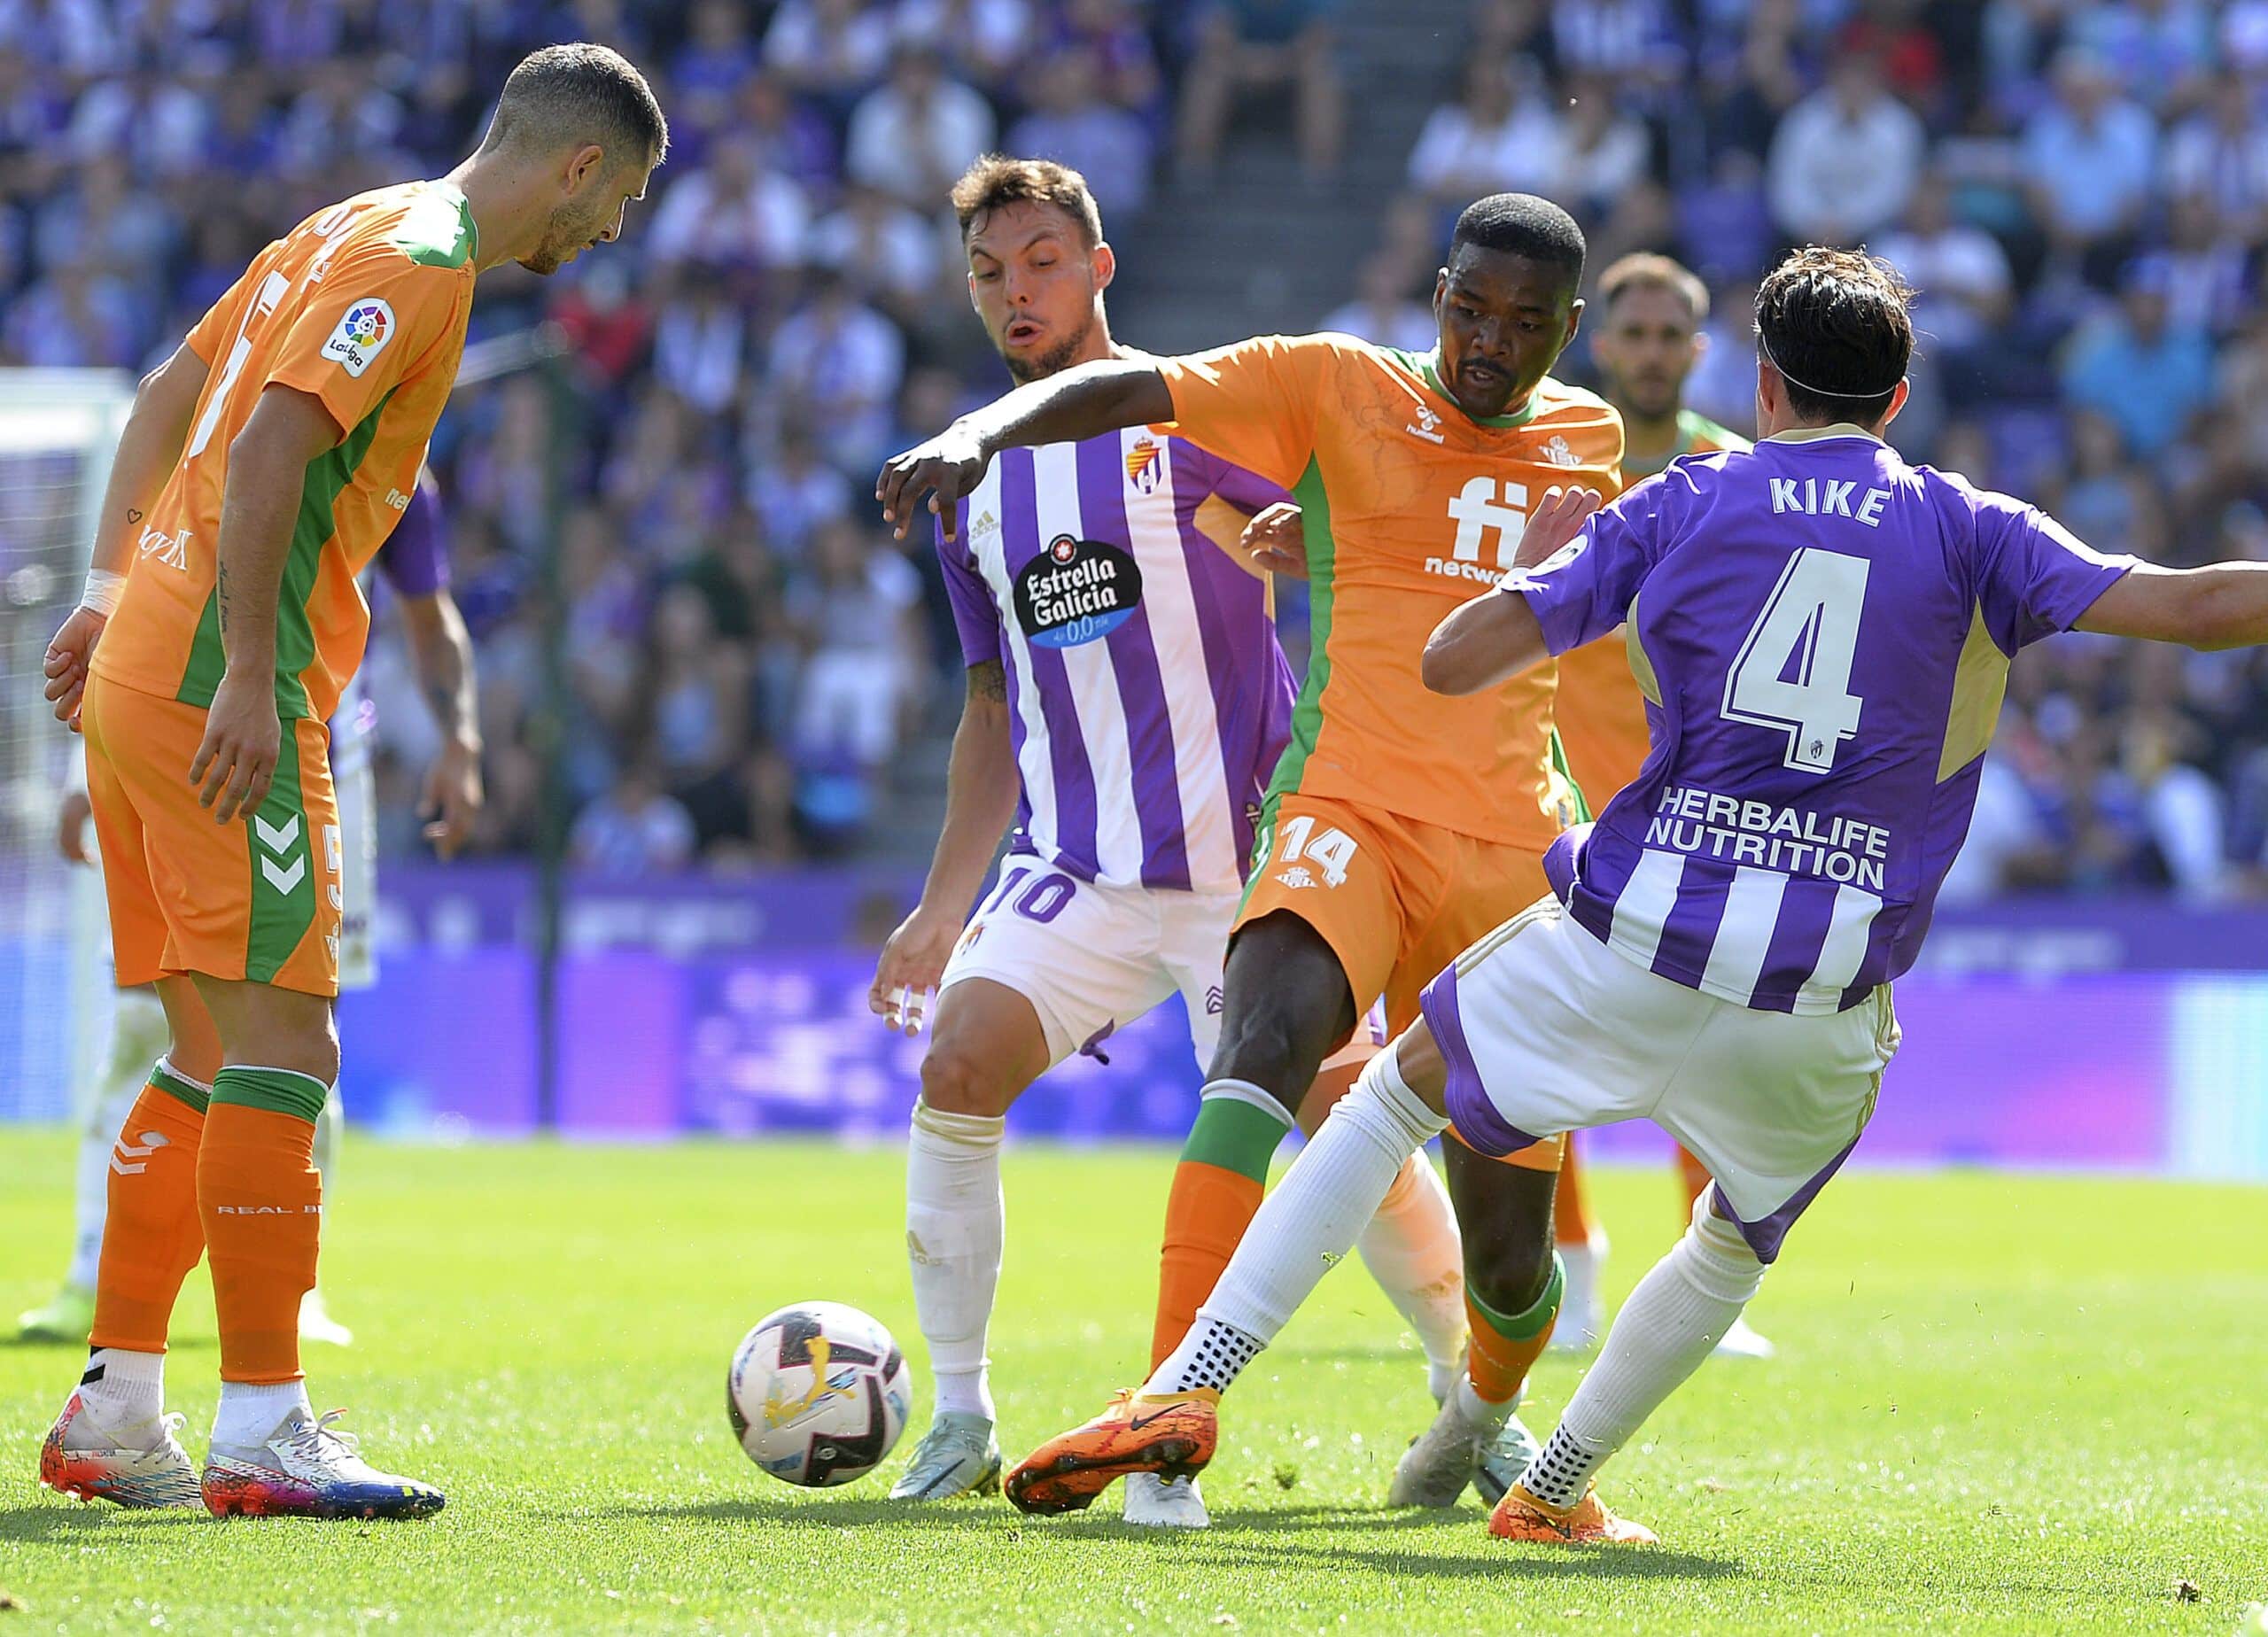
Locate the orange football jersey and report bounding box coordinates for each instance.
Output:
[94,181,477,723]
[1555,410,1751,809]
[1156,334,1622,850]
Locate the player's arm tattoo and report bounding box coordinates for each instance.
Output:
[967,660,1006,702]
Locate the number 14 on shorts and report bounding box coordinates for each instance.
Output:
[1272,814,1357,890]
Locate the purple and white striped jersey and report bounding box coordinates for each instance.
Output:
[1516,425,2134,1015]
[939,429,1296,895]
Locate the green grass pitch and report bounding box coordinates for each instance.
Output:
[2,1128,2264,1634]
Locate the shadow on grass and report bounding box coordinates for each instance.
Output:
[0,1333,214,1354]
[0,1502,211,1541]
[557,1498,1741,1581]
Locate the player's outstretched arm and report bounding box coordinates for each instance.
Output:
[401,587,485,858]
[43,343,210,731]
[1422,588,1552,697]
[2075,561,2268,652]
[871,660,1019,1036]
[876,361,1174,541]
[190,384,339,823]
[1423,484,1604,695]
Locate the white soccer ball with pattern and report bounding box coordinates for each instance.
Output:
[727,1301,913,1486]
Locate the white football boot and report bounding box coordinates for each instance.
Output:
[38,1391,200,1509]
[201,1407,443,1519]
[298,1289,354,1348]
[1713,1316,1776,1359]
[1122,1470,1209,1529]
[888,1411,1002,1500]
[1389,1379,1529,1508]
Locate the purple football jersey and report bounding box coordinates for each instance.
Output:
[377,478,449,599]
[938,429,1296,894]
[1515,427,2134,1013]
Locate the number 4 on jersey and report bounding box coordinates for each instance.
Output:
[1722,547,1868,774]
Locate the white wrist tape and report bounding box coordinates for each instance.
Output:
[79,568,127,617]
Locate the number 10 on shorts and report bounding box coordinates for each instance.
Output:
[1276,814,1357,888]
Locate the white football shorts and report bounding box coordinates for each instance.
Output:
[332,732,377,993]
[1418,894,1899,1261]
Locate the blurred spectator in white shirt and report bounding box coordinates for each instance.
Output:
[647,137,812,271]
[2163,70,2268,247]
[1408,57,1563,209]
[847,44,998,209]
[1876,172,2014,354]
[767,272,908,474]
[571,762,700,878]
[1319,252,1436,353]
[1767,50,1924,244]
[764,0,897,102]
[1552,75,1650,221]
[2022,48,2158,281]
[1006,48,1153,216]
[897,0,1033,87]
[811,183,952,316]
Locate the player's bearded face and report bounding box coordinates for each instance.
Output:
[966,205,1111,384]
[1433,249,1581,422]
[521,160,648,276]
[1596,288,1702,421]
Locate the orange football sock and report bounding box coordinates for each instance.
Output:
[1151,1089,1292,1369]
[1675,1144,1713,1211]
[1464,1253,1565,1406]
[90,1064,212,1355]
[199,1069,329,1385]
[1553,1133,1598,1246]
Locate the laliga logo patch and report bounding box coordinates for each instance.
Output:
[1014,533,1143,649]
[321,297,396,378]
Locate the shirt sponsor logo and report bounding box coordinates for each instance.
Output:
[384,487,412,510]
[320,297,395,378]
[1014,534,1144,648]
[1124,435,1163,494]
[1425,475,1528,583]
[136,523,191,570]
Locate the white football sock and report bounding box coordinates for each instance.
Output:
[1518,1200,1766,1508]
[68,989,174,1291]
[905,1098,1006,1423]
[1148,1053,1449,1396]
[1556,1235,1608,1347]
[76,1346,165,1444]
[1355,1152,1467,1389]
[212,1380,315,1455]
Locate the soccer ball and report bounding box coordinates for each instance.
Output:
[727,1302,913,1487]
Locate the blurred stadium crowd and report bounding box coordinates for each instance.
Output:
[5,0,2268,896]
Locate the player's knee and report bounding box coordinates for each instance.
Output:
[1207,1007,1313,1115]
[919,1041,1017,1119]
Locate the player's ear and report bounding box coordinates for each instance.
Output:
[1091,239,1115,292]
[1563,294,1584,345]
[1877,377,1912,432]
[565,142,606,192]
[1690,327,1710,364]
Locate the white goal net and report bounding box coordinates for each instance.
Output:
[0,369,133,1122]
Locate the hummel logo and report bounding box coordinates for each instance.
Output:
[1206,985,1224,1016]
[111,1128,169,1176]
[253,812,305,894]
[1405,417,1445,446]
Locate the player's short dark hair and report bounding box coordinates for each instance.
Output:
[1599,252,1709,326]
[1448,193,1586,291]
[1753,246,1915,424]
[481,43,669,170]
[950,155,1104,248]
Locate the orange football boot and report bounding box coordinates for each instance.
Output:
[1487,1481,1658,1545]
[1005,1389,1219,1515]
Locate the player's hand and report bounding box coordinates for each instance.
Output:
[55,788,95,865]
[190,670,281,824]
[1239,501,1309,578]
[43,606,107,733]
[419,736,485,860]
[876,423,991,543]
[869,902,964,1036]
[1511,485,1604,572]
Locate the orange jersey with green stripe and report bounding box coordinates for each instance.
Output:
[94,181,478,723]
[1155,334,1622,849]
[1557,411,1751,808]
